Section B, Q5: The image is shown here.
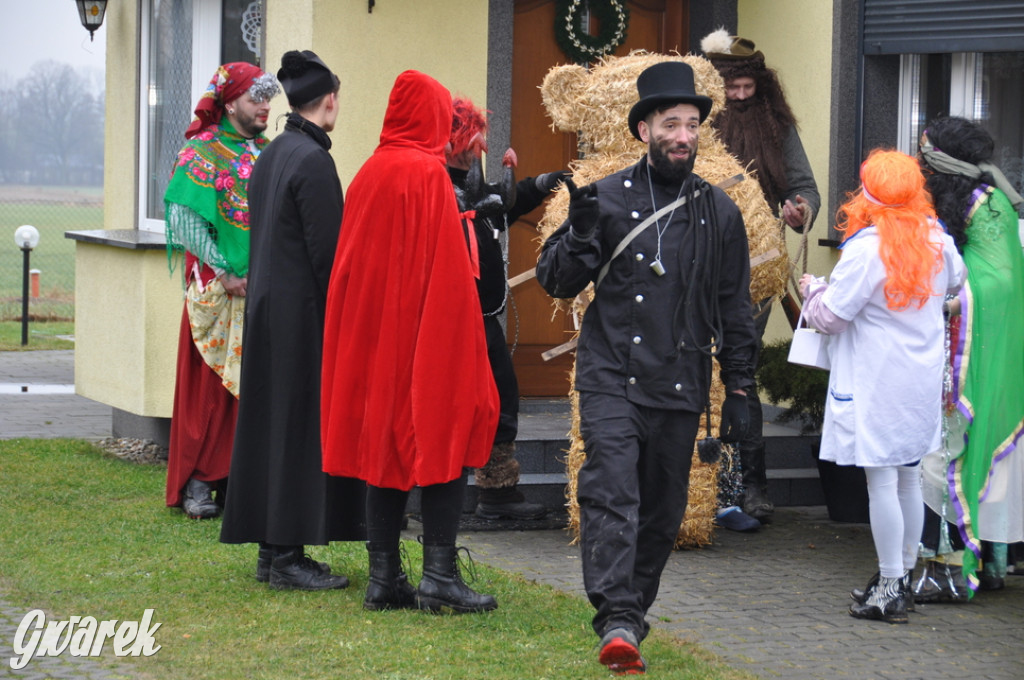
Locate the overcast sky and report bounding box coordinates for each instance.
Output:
[0,0,106,86]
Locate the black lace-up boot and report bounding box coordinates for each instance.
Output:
[364,548,417,611]
[416,545,497,614]
[269,547,348,591]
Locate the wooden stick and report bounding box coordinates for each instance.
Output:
[508,268,536,288]
[541,337,578,361]
[749,248,781,269]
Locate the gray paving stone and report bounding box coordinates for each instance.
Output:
[455,509,1024,680]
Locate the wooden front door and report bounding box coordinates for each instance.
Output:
[508,0,690,396]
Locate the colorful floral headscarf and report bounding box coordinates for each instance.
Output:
[185,62,277,139]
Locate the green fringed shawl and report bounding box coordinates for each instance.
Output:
[163,119,267,277]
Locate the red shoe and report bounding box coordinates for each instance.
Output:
[599,627,646,675]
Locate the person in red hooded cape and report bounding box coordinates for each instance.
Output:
[321,70,499,614]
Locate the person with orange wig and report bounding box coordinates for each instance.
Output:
[799,149,965,623]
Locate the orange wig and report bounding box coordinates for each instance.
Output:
[836,149,942,310]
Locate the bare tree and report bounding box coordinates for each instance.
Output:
[15,60,103,185]
[0,72,24,183]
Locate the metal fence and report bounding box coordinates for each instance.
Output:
[0,185,103,322]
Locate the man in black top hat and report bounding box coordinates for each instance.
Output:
[220,50,366,591]
[537,60,756,675]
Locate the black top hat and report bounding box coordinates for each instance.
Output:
[277,50,339,108]
[628,61,713,140]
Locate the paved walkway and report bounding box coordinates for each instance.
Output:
[2,351,1022,679]
[0,350,109,440]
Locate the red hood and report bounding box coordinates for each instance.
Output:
[377,70,452,163]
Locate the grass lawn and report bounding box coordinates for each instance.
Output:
[0,439,748,680]
[0,321,75,351]
[1,198,98,321]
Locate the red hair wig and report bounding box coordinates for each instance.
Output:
[836,149,942,310]
[450,97,489,157]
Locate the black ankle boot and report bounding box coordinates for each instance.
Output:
[739,446,774,523]
[417,545,497,614]
[850,571,878,604]
[850,575,908,623]
[851,570,914,612]
[269,547,348,591]
[182,478,220,519]
[364,549,417,611]
[475,485,547,521]
[257,545,331,583]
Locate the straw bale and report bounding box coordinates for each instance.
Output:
[540,51,789,548]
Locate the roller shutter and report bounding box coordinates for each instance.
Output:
[863,0,1024,54]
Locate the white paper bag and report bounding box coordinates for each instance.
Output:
[788,306,830,370]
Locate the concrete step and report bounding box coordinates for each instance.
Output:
[512,398,827,509]
[411,399,829,515]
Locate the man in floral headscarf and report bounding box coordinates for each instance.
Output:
[163,62,280,519]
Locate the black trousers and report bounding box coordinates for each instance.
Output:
[364,476,467,552]
[578,391,699,640]
[484,315,519,443]
[739,299,772,490]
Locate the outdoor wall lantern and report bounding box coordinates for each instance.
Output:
[14,225,40,346]
[75,0,108,42]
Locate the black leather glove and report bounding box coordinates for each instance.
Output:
[565,179,600,241]
[719,392,750,443]
[535,170,571,194]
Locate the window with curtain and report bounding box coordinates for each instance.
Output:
[145,0,194,224]
[141,0,262,230]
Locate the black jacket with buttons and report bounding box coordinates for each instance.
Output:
[536,159,756,412]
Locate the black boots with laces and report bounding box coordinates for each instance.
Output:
[256,544,331,584]
[269,547,348,590]
[416,544,497,614]
[364,549,417,611]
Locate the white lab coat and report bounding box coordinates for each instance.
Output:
[818,226,965,467]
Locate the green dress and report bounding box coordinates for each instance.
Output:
[946,186,1024,594]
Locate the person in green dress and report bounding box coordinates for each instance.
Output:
[915,115,1024,600]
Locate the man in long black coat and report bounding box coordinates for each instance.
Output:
[220,51,365,590]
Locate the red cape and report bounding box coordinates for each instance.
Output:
[321,71,498,490]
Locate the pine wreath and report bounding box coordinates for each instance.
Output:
[554,0,630,64]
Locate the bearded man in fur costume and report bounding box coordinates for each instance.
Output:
[701,29,821,525]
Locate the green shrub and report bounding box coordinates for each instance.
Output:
[756,338,829,434]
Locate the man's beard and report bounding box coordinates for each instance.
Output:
[648,137,697,184]
[713,96,788,207]
[233,111,267,138]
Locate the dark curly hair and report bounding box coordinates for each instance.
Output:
[920,116,996,252]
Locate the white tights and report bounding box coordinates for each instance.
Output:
[863,464,923,579]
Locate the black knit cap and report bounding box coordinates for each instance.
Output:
[277,50,338,108]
